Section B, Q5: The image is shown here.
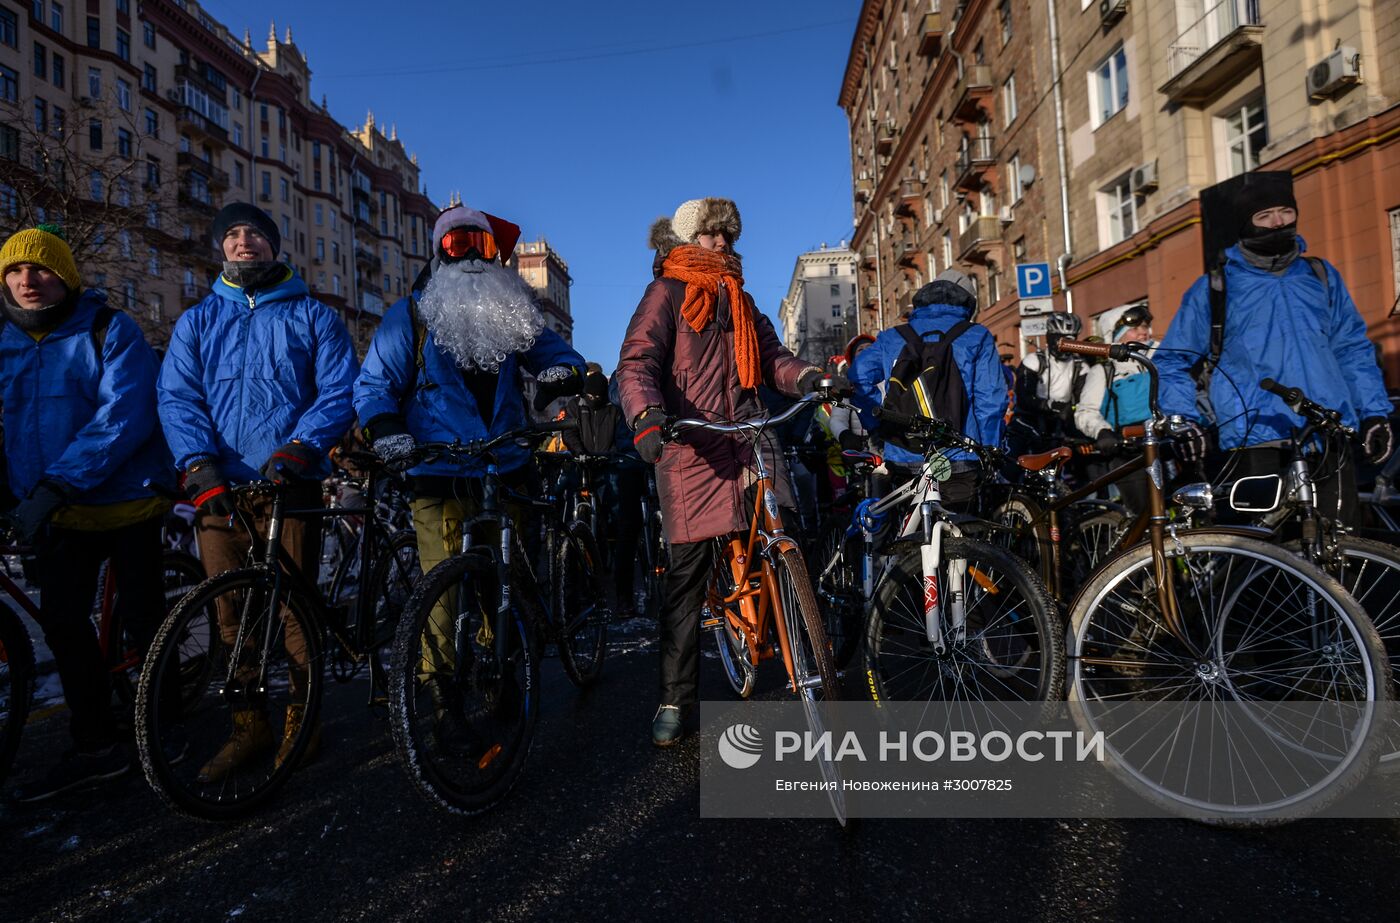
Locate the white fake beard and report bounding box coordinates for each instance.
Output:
[416,260,545,371]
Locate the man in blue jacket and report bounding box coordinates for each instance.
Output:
[1156,173,1392,523]
[850,270,1007,508]
[158,203,357,782]
[0,225,173,801]
[355,202,583,754]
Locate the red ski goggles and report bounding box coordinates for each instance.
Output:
[440,227,499,262]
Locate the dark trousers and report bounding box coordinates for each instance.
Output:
[659,540,713,707]
[604,467,645,604]
[35,516,165,750]
[1220,445,1358,529]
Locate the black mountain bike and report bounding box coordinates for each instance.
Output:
[388,423,610,817]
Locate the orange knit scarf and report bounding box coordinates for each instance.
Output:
[662,244,760,389]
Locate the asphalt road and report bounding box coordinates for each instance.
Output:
[4,624,1400,922]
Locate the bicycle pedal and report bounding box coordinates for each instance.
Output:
[701,616,724,630]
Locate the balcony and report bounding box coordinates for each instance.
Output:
[854,177,873,203]
[355,247,382,273]
[173,64,227,104]
[864,283,879,305]
[875,120,897,155]
[895,179,922,217]
[1161,0,1264,105]
[950,64,994,123]
[953,136,996,191]
[177,107,229,144]
[860,245,877,270]
[177,151,229,189]
[359,289,385,317]
[958,215,1002,263]
[178,188,216,216]
[918,11,945,57]
[895,237,920,267]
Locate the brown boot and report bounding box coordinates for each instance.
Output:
[275,704,322,770]
[197,709,274,783]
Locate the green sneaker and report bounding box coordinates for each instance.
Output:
[651,705,684,747]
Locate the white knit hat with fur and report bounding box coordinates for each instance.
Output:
[670,197,742,244]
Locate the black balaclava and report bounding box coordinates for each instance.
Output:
[1235,172,1299,258]
[583,369,609,406]
[222,260,288,292]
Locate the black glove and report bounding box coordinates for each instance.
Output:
[10,481,71,542]
[632,408,667,465]
[533,365,583,412]
[837,430,865,453]
[1361,416,1394,465]
[1173,420,1209,464]
[797,369,853,397]
[182,460,236,519]
[1095,428,1123,455]
[260,441,321,484]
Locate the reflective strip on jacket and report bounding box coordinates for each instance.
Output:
[353,296,586,478]
[157,270,359,482]
[1155,241,1390,450]
[0,290,174,503]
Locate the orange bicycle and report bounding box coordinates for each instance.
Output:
[667,387,846,821]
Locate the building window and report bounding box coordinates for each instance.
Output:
[1094,45,1130,125]
[89,118,103,150]
[86,15,99,48]
[1,64,17,104]
[832,305,843,318]
[261,171,271,199]
[144,156,158,187]
[50,105,63,137]
[116,28,129,62]
[316,238,325,260]
[234,162,243,187]
[144,107,158,137]
[1390,208,1400,304]
[315,203,323,226]
[1009,153,1025,203]
[146,200,158,228]
[260,136,268,157]
[282,215,291,239]
[143,20,155,49]
[1,183,17,217]
[34,42,47,80]
[232,123,242,147]
[88,66,101,99]
[116,78,130,112]
[116,127,131,158]
[89,170,102,200]
[52,53,64,89]
[1103,173,1140,245]
[142,63,156,93]
[280,177,289,202]
[998,0,1013,45]
[116,0,129,13]
[830,283,841,296]
[51,3,63,33]
[148,248,160,276]
[1002,73,1017,126]
[34,98,46,133]
[942,230,954,270]
[0,9,15,50]
[0,125,18,161]
[1223,97,1268,177]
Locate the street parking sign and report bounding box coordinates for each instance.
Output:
[1016,262,1053,300]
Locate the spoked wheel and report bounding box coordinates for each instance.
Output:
[773,547,846,824]
[815,516,863,669]
[865,538,1063,717]
[1067,531,1390,825]
[631,513,666,620]
[136,569,324,820]
[710,540,757,699]
[389,551,538,817]
[1065,505,1131,588]
[991,495,1044,574]
[0,604,35,787]
[555,526,609,687]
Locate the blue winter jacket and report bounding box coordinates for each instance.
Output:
[353,296,586,478]
[157,270,359,482]
[850,301,1007,465]
[0,291,174,503]
[1156,241,1390,450]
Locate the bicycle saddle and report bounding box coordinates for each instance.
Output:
[1016,447,1073,472]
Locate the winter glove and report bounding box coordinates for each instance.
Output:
[9,481,71,543]
[533,365,583,412]
[182,460,236,519]
[1173,420,1209,464]
[372,434,417,467]
[260,441,322,484]
[796,369,854,397]
[837,430,865,453]
[632,408,667,465]
[1361,416,1395,465]
[1095,428,1123,455]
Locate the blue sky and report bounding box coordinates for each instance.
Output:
[212,0,859,371]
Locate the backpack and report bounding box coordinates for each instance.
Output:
[1194,256,1328,423]
[1100,368,1152,428]
[883,320,973,451]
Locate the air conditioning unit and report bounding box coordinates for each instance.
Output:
[1130,160,1159,193]
[918,169,928,184]
[166,89,182,103]
[1307,47,1361,99]
[259,192,272,202]
[932,208,945,225]
[1099,0,1128,26]
[999,206,1015,223]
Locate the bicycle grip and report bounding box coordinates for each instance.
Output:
[1054,338,1110,359]
[872,405,919,430]
[1259,377,1302,406]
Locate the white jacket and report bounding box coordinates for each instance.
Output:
[1074,341,1158,437]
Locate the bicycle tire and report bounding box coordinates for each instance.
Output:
[710,539,757,699]
[366,529,421,649]
[864,537,1063,713]
[814,515,863,669]
[388,550,539,817]
[135,568,324,820]
[1066,530,1391,826]
[555,523,609,687]
[0,603,35,787]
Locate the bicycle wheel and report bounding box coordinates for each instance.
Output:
[0,604,35,787]
[773,546,846,824]
[632,512,666,620]
[135,569,324,820]
[389,550,539,816]
[1064,505,1131,590]
[1066,530,1390,825]
[1295,535,1400,772]
[710,540,757,699]
[366,530,420,648]
[814,516,863,669]
[991,493,1045,574]
[555,525,609,687]
[109,550,210,706]
[865,537,1063,712]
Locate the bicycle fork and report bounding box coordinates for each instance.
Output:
[917,505,965,655]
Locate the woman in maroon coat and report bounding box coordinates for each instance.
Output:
[616,197,830,746]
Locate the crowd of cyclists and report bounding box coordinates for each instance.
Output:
[1,167,1396,817]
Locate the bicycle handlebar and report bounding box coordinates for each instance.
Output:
[404,420,579,468]
[1259,378,1352,434]
[665,392,822,440]
[873,406,1002,463]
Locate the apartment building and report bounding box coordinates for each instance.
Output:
[840,0,1400,376]
[510,238,573,343]
[0,0,437,350]
[777,243,859,366]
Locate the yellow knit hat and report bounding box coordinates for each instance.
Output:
[0,225,81,293]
